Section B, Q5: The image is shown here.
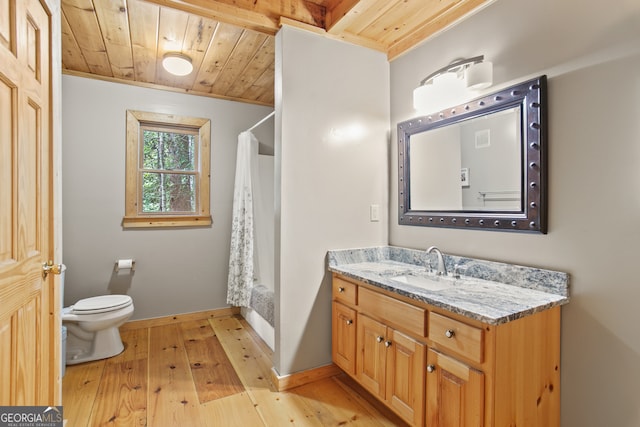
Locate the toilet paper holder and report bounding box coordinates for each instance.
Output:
[115,259,136,272]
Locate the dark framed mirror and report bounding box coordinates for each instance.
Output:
[398,75,547,233]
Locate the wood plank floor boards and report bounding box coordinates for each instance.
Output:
[89,358,147,426]
[62,315,407,426]
[147,324,208,426]
[87,328,149,426]
[208,317,275,393]
[180,319,244,403]
[199,391,264,427]
[61,359,106,425]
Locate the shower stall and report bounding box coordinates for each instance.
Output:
[227,113,275,350]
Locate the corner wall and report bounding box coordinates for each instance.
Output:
[274,26,390,375]
[389,1,640,426]
[62,75,273,319]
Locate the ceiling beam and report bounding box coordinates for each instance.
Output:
[325,0,364,34]
[387,0,495,60]
[143,0,326,35]
[279,16,386,53]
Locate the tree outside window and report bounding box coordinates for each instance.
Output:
[123,111,211,228]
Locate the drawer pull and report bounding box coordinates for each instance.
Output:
[384,340,392,348]
[427,364,436,373]
[346,319,353,325]
[338,287,345,293]
[429,312,483,363]
[376,336,384,343]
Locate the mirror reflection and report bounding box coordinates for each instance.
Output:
[409,106,521,211]
[397,75,547,233]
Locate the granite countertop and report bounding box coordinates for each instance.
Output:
[327,246,570,325]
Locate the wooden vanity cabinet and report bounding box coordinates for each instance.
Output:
[331,273,561,427]
[355,313,386,394]
[332,277,426,426]
[426,348,484,427]
[331,276,358,374]
[357,313,426,426]
[384,321,426,425]
[332,301,357,374]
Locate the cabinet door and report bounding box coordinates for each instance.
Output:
[356,314,387,397]
[332,301,357,375]
[426,349,484,427]
[386,329,426,426]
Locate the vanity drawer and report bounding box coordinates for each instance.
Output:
[333,276,358,306]
[429,312,483,363]
[358,287,426,337]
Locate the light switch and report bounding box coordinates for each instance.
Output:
[370,204,380,222]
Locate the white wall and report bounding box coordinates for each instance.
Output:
[390,1,640,426]
[254,155,275,290]
[409,125,461,210]
[274,26,389,375]
[62,75,273,319]
[460,110,520,210]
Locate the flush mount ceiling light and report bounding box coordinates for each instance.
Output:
[413,55,493,113]
[162,53,193,76]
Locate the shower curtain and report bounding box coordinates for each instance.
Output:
[227,130,259,307]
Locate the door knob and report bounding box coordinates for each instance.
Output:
[427,364,436,373]
[42,260,62,279]
[376,336,384,343]
[445,329,455,338]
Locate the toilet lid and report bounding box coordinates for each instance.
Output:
[72,295,132,315]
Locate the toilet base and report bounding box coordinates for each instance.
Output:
[65,325,125,365]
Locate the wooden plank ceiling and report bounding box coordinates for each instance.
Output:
[61,0,493,106]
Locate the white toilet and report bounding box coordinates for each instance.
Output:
[62,294,134,365]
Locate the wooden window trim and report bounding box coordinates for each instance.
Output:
[123,110,211,228]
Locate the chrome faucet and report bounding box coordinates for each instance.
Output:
[426,246,447,276]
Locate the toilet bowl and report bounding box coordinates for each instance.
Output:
[62,294,134,365]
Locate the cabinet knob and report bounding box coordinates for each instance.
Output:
[427,364,436,373]
[346,319,353,325]
[338,287,345,293]
[384,340,392,348]
[376,336,384,343]
[445,329,455,338]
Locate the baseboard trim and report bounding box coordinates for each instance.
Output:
[270,363,342,392]
[120,307,241,331]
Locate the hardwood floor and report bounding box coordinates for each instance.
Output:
[62,315,406,426]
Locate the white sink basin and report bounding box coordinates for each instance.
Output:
[390,274,454,291]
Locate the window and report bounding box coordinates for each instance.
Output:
[123,110,211,228]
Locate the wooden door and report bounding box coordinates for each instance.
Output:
[332,301,356,375]
[0,0,59,405]
[356,314,387,397]
[386,329,425,426]
[426,349,484,427]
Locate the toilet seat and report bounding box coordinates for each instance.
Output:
[70,295,132,315]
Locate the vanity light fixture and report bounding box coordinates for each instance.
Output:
[413,55,493,113]
[162,52,193,76]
